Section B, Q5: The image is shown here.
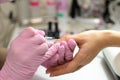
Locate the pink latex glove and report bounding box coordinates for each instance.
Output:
[0,27,60,80]
[42,39,77,68]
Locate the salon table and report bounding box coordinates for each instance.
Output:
[9,26,115,80]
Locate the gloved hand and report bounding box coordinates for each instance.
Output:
[42,39,77,68]
[0,27,60,80]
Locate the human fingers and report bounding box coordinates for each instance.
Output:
[46,60,83,77]
[35,29,45,37]
[58,44,65,65]
[55,34,78,44]
[20,27,36,38]
[46,47,88,76]
[61,41,73,61]
[67,39,77,51]
[37,42,49,55]
[42,54,59,68]
[47,42,54,48]
[42,43,60,63]
[42,42,65,68]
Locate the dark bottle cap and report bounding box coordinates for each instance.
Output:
[55,22,59,32]
[48,22,52,31]
[47,22,54,37]
[54,22,60,39]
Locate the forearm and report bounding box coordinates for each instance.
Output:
[100,30,120,48]
[0,48,7,70]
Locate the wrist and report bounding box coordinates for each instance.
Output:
[100,30,120,47]
[0,58,36,80]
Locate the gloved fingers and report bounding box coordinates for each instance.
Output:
[37,42,49,55]
[61,41,73,62]
[20,27,36,38]
[48,54,59,68]
[47,42,54,48]
[31,34,46,45]
[67,39,77,51]
[42,43,60,63]
[35,29,45,37]
[58,45,65,65]
[65,50,73,62]
[42,54,59,68]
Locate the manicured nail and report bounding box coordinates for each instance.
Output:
[46,72,49,74]
[46,71,50,74]
[50,74,55,77]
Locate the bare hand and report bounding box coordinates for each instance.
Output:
[46,30,111,76]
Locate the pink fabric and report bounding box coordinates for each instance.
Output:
[0,27,77,80]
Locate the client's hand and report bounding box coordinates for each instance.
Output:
[42,39,77,68]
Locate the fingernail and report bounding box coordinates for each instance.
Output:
[69,39,75,43]
[46,71,50,74]
[68,39,76,45]
[50,74,55,77]
[67,39,77,50]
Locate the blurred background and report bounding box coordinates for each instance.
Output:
[0,0,119,48]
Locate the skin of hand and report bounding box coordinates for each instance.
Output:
[0,27,60,80]
[42,39,77,68]
[0,48,7,70]
[46,30,120,77]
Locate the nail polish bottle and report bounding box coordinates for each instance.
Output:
[30,0,42,24]
[57,0,67,18]
[54,22,60,39]
[69,0,81,18]
[47,22,54,37]
[16,0,30,25]
[57,0,68,35]
[46,0,57,21]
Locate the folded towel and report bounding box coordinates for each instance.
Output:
[103,47,120,76]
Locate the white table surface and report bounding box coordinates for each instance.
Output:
[9,27,115,80]
[32,54,114,80]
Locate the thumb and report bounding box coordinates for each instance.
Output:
[46,60,82,77]
[67,39,77,51]
[36,29,45,37]
[20,27,35,38]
